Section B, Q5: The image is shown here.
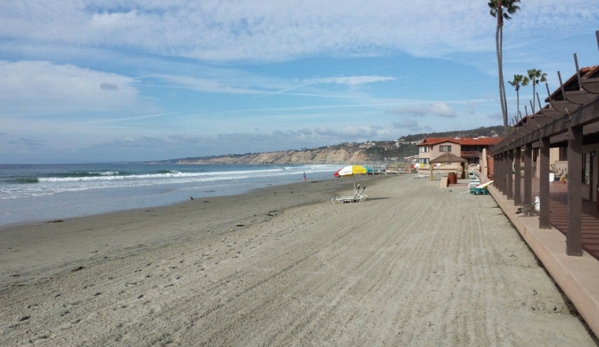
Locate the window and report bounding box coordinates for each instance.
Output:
[419,158,429,164]
[419,146,429,153]
[439,145,451,152]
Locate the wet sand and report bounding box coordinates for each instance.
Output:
[1,175,596,346]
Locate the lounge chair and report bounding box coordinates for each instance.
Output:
[468,170,480,189]
[355,186,368,202]
[331,186,367,204]
[469,186,488,195]
[469,180,493,195]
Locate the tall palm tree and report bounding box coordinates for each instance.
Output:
[508,74,529,121]
[488,0,521,136]
[527,69,547,113]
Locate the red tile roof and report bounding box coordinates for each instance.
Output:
[417,137,503,146]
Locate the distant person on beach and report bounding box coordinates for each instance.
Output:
[303,172,307,182]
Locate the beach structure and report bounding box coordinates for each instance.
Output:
[489,31,599,337]
[417,137,502,179]
[491,33,599,254]
[428,152,468,182]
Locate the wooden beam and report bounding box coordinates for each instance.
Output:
[524,144,533,206]
[567,126,583,256]
[494,154,499,191]
[496,154,503,193]
[501,153,507,194]
[494,117,554,152]
[492,98,599,153]
[507,150,513,200]
[514,147,522,205]
[539,137,551,229]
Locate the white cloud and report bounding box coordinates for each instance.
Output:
[154,75,262,95]
[306,76,396,86]
[0,0,596,163]
[392,119,433,133]
[388,102,458,118]
[2,1,595,63]
[145,72,396,96]
[314,125,387,139]
[0,60,148,116]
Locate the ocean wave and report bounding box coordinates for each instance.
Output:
[49,170,126,178]
[36,168,290,182]
[6,177,40,184]
[0,164,338,200]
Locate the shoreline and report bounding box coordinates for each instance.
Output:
[0,163,339,228]
[1,174,596,346]
[0,176,381,289]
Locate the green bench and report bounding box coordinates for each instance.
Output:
[470,187,489,195]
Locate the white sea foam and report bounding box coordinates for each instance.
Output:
[0,163,343,225]
[1,164,339,200]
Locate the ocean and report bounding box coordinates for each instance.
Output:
[0,163,339,227]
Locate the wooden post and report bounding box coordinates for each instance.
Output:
[502,152,507,194]
[524,144,533,205]
[492,154,498,187]
[567,126,583,256]
[498,153,504,193]
[514,147,522,205]
[493,154,501,191]
[507,149,513,200]
[539,137,551,229]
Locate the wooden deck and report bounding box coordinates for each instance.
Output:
[527,180,599,261]
[449,178,599,260]
[548,192,599,260]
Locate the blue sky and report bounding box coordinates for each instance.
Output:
[1,1,598,164]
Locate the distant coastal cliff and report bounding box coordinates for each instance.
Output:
[158,126,503,166]
[176,147,370,165]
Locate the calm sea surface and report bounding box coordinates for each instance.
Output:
[0,163,339,226]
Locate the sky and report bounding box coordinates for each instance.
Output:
[1,1,598,164]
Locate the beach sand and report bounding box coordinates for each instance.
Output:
[1,175,596,346]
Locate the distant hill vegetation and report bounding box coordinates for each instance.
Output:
[159,125,502,165]
[398,126,503,143]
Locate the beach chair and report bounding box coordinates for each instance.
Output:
[469,180,493,195]
[331,186,367,204]
[468,171,480,190]
[470,186,488,195]
[355,186,368,202]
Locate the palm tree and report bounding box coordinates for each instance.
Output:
[508,74,529,121]
[527,69,547,113]
[488,0,521,136]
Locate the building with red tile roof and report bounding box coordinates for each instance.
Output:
[417,137,502,166]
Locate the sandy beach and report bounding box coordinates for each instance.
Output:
[1,175,597,346]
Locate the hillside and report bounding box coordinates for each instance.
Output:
[399,126,503,142]
[162,125,502,165]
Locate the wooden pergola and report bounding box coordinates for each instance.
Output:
[428,152,468,181]
[491,31,599,257]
